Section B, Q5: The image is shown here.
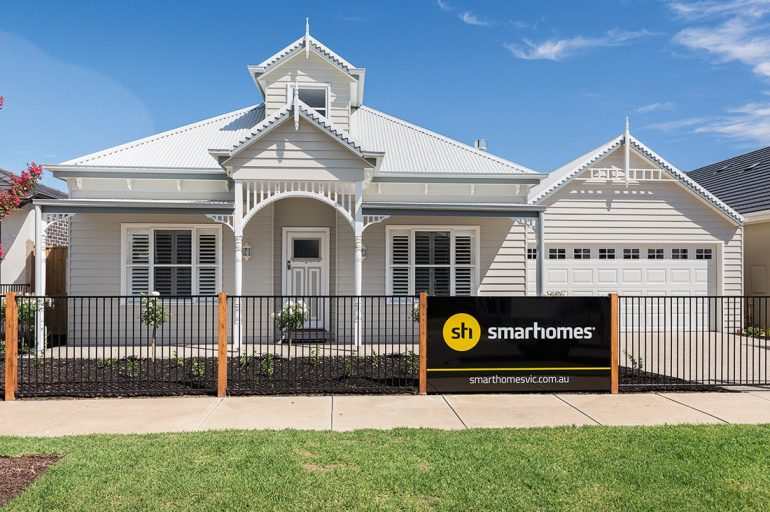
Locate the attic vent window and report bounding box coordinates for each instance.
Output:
[716,164,731,172]
[297,86,328,118]
[745,162,760,171]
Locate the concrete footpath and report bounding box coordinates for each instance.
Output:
[0,391,769,436]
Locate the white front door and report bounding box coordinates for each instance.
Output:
[282,228,330,328]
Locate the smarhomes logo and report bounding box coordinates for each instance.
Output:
[442,312,597,352]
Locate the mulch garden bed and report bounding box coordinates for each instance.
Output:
[7,354,418,397]
[619,366,737,392]
[0,455,60,507]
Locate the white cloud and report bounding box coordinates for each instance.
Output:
[694,102,770,143]
[636,102,675,113]
[504,29,654,61]
[435,0,453,11]
[672,1,770,78]
[645,117,710,132]
[459,11,491,27]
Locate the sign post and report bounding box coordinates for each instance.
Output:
[426,296,612,393]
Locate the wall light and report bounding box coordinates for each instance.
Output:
[361,244,367,261]
[243,243,252,261]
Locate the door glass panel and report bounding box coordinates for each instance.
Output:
[293,238,320,259]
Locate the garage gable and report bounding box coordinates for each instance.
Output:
[529,133,743,226]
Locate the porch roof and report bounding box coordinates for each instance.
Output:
[362,202,544,218]
[33,198,234,215]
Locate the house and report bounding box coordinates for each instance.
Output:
[0,169,67,289]
[36,26,743,336]
[689,146,770,296]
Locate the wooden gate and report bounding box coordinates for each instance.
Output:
[31,247,68,346]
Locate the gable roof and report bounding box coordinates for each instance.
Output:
[528,133,744,224]
[223,99,382,163]
[351,106,536,175]
[252,34,359,76]
[688,146,770,215]
[0,169,67,199]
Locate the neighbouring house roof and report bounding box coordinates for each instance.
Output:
[0,169,67,200]
[51,103,535,178]
[528,133,744,225]
[688,145,770,215]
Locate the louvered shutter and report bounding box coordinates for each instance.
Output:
[454,233,473,296]
[196,230,218,295]
[390,232,410,295]
[153,230,192,296]
[128,230,150,295]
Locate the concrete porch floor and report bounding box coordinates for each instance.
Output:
[1,390,769,436]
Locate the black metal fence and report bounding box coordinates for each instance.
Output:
[6,294,418,398]
[13,295,219,397]
[227,296,419,394]
[619,296,769,389]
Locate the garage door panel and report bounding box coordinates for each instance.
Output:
[573,268,594,283]
[621,269,643,284]
[547,269,568,284]
[669,269,691,284]
[646,269,666,284]
[597,269,618,284]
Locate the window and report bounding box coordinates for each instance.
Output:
[388,227,477,296]
[599,248,616,260]
[124,225,220,296]
[527,248,537,260]
[696,248,712,260]
[573,248,590,259]
[623,248,640,260]
[293,85,328,118]
[549,248,566,260]
[648,248,664,260]
[672,248,689,260]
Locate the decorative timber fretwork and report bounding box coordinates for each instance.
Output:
[586,167,664,181]
[362,215,389,232]
[206,214,235,232]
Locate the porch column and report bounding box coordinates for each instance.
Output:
[34,205,46,353]
[353,182,363,346]
[536,209,545,296]
[233,180,244,347]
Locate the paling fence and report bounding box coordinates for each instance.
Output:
[619,296,769,388]
[3,294,418,398]
[0,284,30,294]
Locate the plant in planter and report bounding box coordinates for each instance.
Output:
[272,300,309,359]
[139,293,170,360]
[410,303,420,323]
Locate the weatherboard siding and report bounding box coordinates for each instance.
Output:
[262,50,353,131]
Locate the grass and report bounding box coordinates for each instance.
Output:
[1,425,769,511]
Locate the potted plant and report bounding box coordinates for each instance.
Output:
[272,300,309,360]
[140,292,170,360]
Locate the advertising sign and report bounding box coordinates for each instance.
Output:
[427,296,611,393]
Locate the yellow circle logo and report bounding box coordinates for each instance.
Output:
[442,313,481,351]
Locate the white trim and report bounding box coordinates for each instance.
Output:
[281,227,330,296]
[743,210,770,224]
[120,223,223,296]
[385,225,480,296]
[287,82,331,119]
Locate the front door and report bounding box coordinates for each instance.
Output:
[282,228,330,328]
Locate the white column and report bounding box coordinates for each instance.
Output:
[536,210,545,296]
[34,205,46,353]
[353,181,364,346]
[233,180,244,347]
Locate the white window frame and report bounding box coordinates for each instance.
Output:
[385,225,480,296]
[120,223,223,296]
[287,83,331,118]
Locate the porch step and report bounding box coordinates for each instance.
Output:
[286,328,329,343]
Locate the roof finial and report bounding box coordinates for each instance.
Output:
[624,114,631,186]
[305,17,310,58]
[625,114,630,135]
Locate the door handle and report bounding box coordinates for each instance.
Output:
[286,260,292,270]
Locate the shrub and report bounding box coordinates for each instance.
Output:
[272,301,309,359]
[744,325,767,337]
[139,293,170,360]
[260,353,275,376]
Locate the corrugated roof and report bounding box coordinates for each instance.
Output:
[0,169,67,199]
[61,105,265,169]
[351,106,535,175]
[254,34,357,75]
[528,134,743,224]
[688,146,770,214]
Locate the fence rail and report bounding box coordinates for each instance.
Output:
[3,294,419,398]
[0,284,29,294]
[619,296,769,389]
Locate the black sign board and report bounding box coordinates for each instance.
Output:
[427,296,611,393]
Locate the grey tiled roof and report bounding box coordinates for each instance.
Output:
[688,146,770,214]
[0,169,67,199]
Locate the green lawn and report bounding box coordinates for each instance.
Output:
[1,425,769,511]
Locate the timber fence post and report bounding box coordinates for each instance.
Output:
[610,292,619,394]
[419,291,427,395]
[217,292,228,398]
[4,292,18,401]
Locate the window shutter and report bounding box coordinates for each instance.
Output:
[196,230,218,295]
[128,231,150,294]
[390,232,410,295]
[454,233,473,296]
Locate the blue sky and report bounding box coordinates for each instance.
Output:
[2,0,770,191]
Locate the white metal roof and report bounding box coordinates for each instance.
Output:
[253,34,358,74]
[60,105,266,169]
[351,106,536,175]
[528,133,744,224]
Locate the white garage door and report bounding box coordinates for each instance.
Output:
[527,245,717,330]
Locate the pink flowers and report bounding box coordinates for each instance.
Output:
[0,96,4,109]
[0,162,44,219]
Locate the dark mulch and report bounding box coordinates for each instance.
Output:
[9,355,417,398]
[0,455,60,507]
[619,366,738,393]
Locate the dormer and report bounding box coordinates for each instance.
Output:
[247,21,365,132]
